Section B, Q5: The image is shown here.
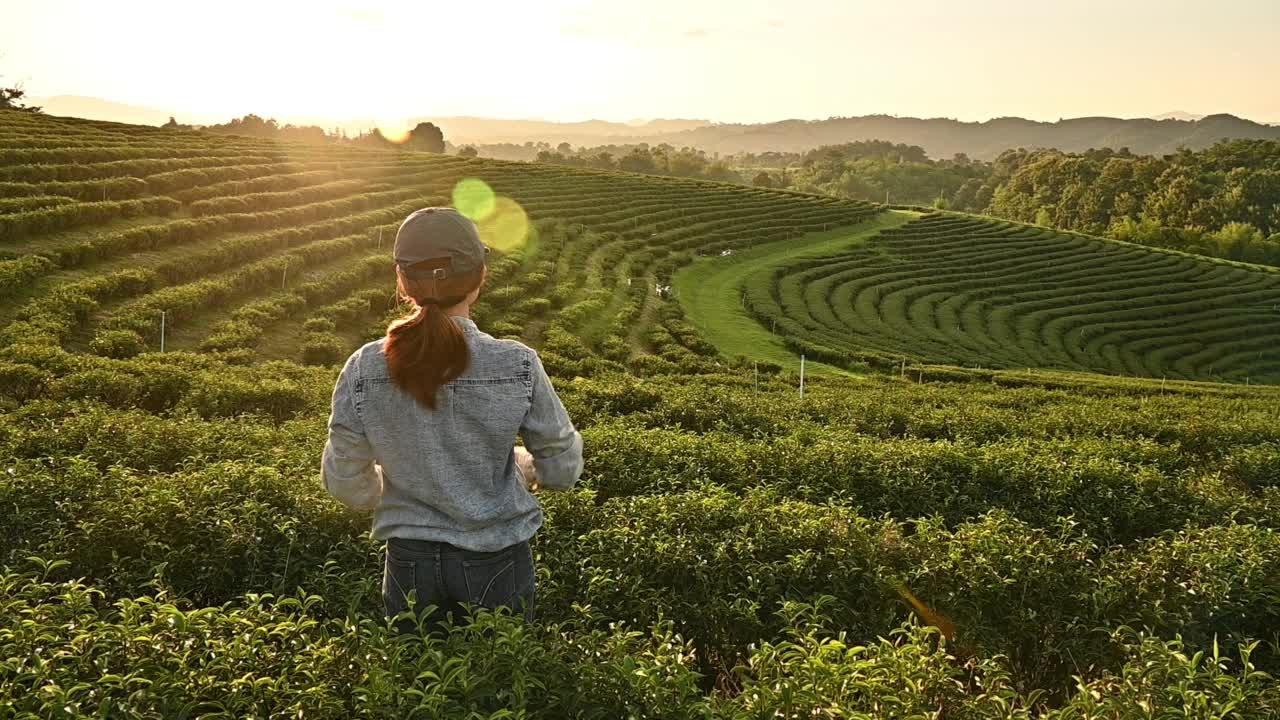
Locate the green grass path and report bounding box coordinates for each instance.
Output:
[673,211,915,374]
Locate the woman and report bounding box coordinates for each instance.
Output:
[321,206,583,633]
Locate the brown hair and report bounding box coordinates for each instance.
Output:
[385,258,486,409]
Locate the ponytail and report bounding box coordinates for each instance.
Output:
[385,263,485,409]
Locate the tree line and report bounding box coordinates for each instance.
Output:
[162,114,447,153]
[742,139,1280,268]
[465,141,741,182]
[952,141,1280,266]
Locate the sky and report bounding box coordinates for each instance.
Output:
[5,0,1280,125]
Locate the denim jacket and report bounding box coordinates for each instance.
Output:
[321,316,583,552]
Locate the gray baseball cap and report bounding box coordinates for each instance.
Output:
[393,207,488,280]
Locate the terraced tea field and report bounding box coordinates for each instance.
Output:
[2,111,1279,717]
[0,110,878,377]
[680,212,1280,382]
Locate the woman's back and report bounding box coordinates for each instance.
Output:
[324,316,581,552]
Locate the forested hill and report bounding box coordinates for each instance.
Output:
[639,113,1280,160]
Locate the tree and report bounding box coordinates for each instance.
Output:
[204,114,279,137]
[1206,222,1265,261]
[457,145,479,158]
[353,128,394,148]
[590,151,615,170]
[619,148,656,174]
[556,142,572,154]
[703,161,740,182]
[278,123,329,144]
[0,84,41,113]
[752,171,774,188]
[406,122,445,152]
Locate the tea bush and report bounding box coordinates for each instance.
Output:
[2,109,1279,716]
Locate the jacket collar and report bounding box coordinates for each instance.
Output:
[451,316,477,334]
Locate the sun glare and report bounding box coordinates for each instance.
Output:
[375,118,413,144]
[476,196,530,253]
[450,178,528,252]
[453,178,497,221]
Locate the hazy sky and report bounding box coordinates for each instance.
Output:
[5,0,1279,124]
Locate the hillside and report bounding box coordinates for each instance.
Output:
[345,113,1280,161]
[0,110,877,373]
[677,212,1280,383]
[639,113,1280,160]
[28,97,1280,161]
[28,95,191,126]
[429,115,712,144]
[28,96,713,144]
[2,111,1280,716]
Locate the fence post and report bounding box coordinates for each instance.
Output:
[799,355,806,400]
[160,310,166,353]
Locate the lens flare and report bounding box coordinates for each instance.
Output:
[453,178,497,221]
[375,118,412,144]
[476,196,530,253]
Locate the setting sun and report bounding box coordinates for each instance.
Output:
[7,0,1280,124]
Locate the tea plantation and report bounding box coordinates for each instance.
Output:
[2,110,1279,718]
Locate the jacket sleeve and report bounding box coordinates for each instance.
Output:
[321,352,383,509]
[520,351,583,490]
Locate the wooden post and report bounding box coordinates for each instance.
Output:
[160,310,166,353]
[799,355,805,400]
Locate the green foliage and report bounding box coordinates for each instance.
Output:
[757,141,986,207]
[1,109,1279,717]
[89,328,146,358]
[533,142,743,182]
[0,361,49,402]
[301,332,346,366]
[955,141,1280,267]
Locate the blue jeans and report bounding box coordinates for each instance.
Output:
[383,537,535,634]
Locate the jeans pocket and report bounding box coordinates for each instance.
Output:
[383,553,418,618]
[461,549,516,608]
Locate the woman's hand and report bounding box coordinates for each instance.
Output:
[514,446,539,492]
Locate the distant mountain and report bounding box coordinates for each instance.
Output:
[28,95,196,126]
[1151,111,1204,122]
[20,98,712,140]
[422,116,711,145]
[623,118,710,133]
[614,113,1280,160]
[20,96,1280,161]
